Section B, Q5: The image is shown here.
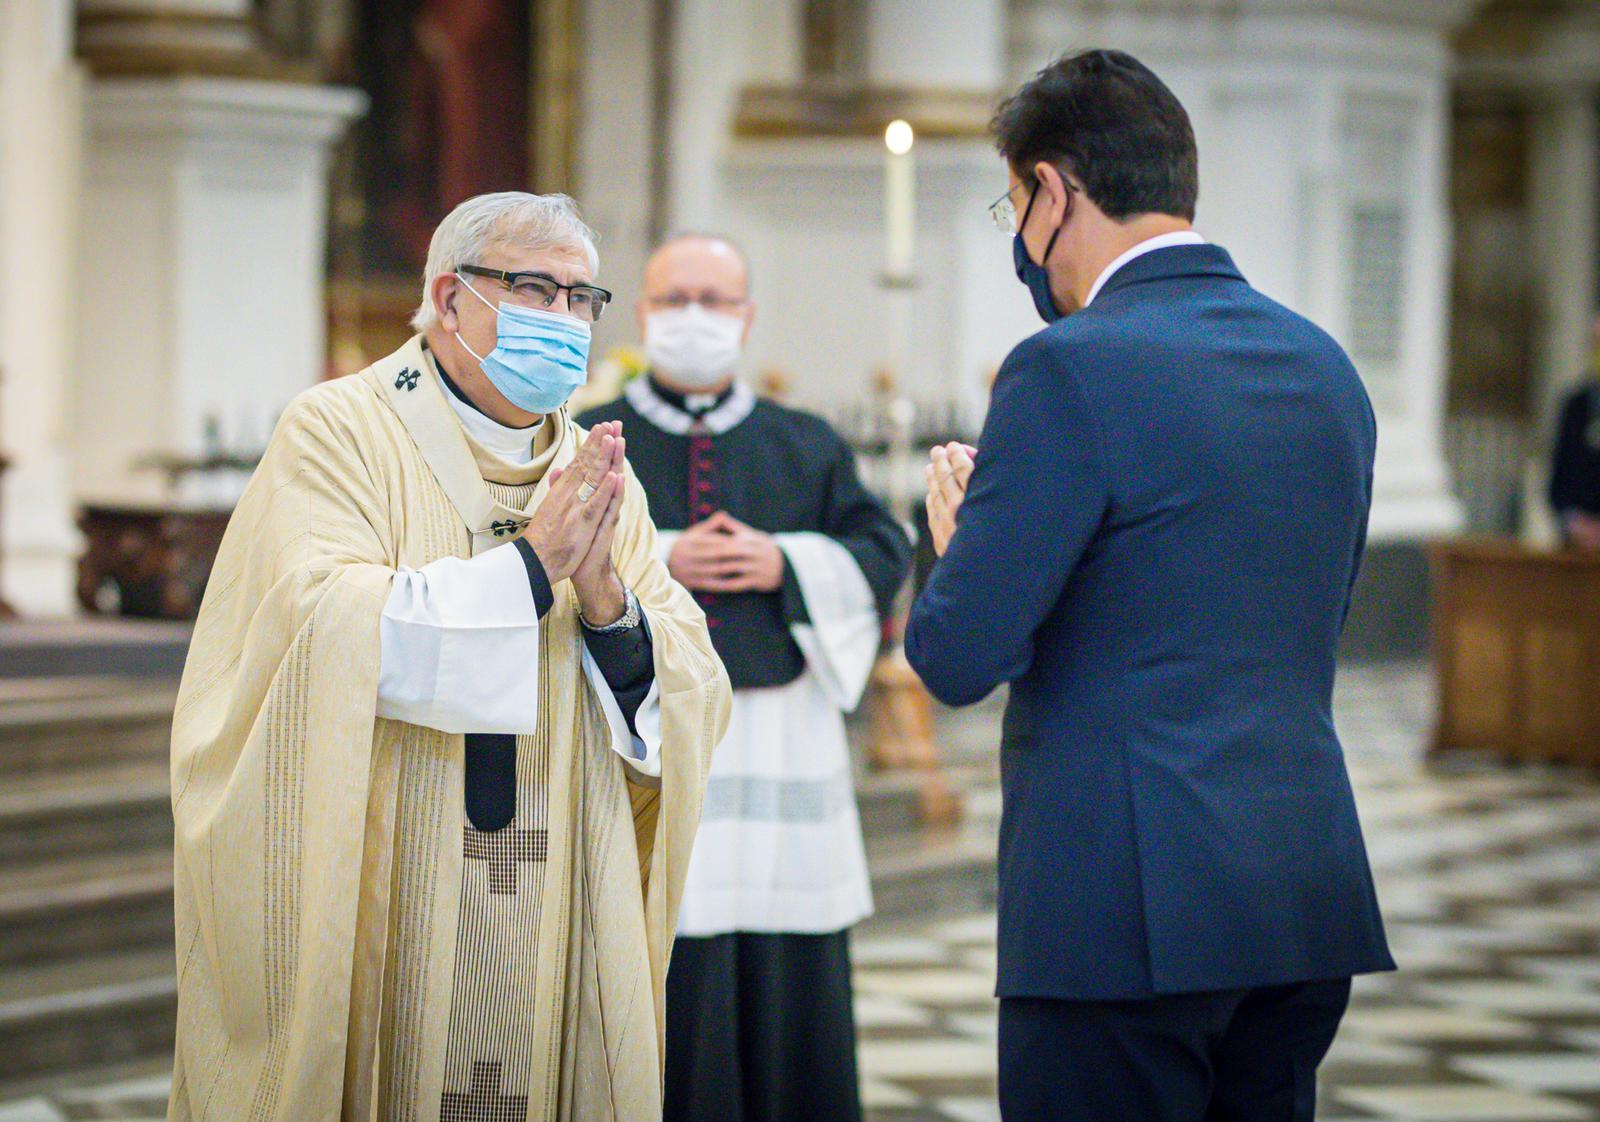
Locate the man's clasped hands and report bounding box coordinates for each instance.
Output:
[523,420,790,621]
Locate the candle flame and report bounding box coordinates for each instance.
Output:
[885,119,914,155]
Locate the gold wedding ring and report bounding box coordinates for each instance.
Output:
[577,479,597,503]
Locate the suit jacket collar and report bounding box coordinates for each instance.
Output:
[1092,243,1246,303]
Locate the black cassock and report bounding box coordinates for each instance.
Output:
[578,376,911,1122]
[1550,381,1600,531]
[581,376,906,684]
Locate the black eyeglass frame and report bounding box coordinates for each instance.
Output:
[988,175,1080,233]
[457,264,613,320]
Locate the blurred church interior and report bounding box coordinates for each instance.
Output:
[3,1,1600,1119]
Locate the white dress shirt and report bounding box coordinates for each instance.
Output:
[438,372,543,464]
[1085,230,1207,307]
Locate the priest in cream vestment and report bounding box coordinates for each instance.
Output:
[168,192,731,1122]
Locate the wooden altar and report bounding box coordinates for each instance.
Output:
[1430,539,1600,766]
[77,504,232,620]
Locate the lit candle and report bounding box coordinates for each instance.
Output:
[884,119,915,279]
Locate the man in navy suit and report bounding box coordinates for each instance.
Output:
[906,50,1392,1121]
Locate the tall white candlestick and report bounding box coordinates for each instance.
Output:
[884,119,915,279]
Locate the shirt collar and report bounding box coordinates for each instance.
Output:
[1085,230,1207,307]
[426,354,543,466]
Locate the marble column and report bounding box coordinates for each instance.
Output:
[571,0,663,363]
[1456,5,1600,541]
[864,0,1012,427]
[72,63,365,508]
[77,0,257,59]
[1528,88,1599,425]
[0,0,86,617]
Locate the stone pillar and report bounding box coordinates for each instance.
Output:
[76,0,261,72]
[1455,6,1600,542]
[746,0,804,87]
[0,0,86,617]
[1528,89,1599,424]
[72,70,364,507]
[572,0,662,362]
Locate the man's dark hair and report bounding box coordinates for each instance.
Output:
[992,49,1199,222]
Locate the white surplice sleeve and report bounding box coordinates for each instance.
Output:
[377,543,543,734]
[773,532,880,711]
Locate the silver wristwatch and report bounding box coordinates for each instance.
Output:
[581,586,642,633]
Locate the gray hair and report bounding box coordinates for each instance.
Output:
[410,191,601,332]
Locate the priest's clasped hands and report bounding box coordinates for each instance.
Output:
[666,510,787,594]
[925,441,978,556]
[524,420,630,625]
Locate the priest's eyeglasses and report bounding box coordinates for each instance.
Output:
[458,265,613,323]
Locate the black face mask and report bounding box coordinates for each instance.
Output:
[1012,183,1066,323]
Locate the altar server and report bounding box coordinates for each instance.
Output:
[578,233,912,1122]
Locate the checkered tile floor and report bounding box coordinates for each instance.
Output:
[5,664,1599,1122]
[851,665,1600,1122]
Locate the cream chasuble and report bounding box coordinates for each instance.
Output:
[168,335,731,1122]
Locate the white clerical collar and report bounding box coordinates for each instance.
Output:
[626,375,757,436]
[1085,230,1207,307]
[433,367,543,465]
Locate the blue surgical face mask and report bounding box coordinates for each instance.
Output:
[454,274,591,413]
[1013,184,1065,324]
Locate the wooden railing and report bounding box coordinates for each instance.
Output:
[1430,539,1600,765]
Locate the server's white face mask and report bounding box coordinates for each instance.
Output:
[644,304,745,389]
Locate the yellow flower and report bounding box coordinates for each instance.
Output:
[606,345,649,384]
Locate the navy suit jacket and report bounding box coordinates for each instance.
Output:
[907,244,1393,1001]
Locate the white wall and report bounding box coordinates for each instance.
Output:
[571,0,661,361]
